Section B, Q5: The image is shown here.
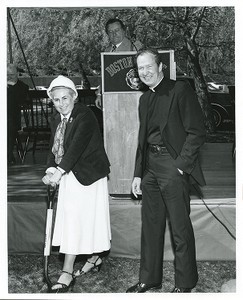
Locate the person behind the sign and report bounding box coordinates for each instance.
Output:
[126,48,206,293]
[95,18,143,109]
[42,75,111,293]
[105,18,142,53]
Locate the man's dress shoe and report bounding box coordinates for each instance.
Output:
[126,282,162,293]
[171,287,192,293]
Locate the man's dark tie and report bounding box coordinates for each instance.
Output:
[111,44,117,52]
[52,118,68,164]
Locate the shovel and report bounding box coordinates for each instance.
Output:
[43,184,57,291]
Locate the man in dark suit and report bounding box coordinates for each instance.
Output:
[126,48,206,293]
[7,63,29,165]
[95,18,143,109]
[104,18,142,53]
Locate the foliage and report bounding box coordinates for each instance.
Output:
[7,7,235,131]
[8,7,234,80]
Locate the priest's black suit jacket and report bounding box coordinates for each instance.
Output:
[134,77,206,187]
[47,103,110,186]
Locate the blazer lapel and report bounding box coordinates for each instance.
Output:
[64,118,75,143]
[117,37,132,51]
[156,78,175,133]
[64,107,77,144]
[138,91,152,147]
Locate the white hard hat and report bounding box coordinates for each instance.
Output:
[47,75,78,99]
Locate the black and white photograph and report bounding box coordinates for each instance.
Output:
[0,0,241,298]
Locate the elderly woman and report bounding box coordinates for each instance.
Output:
[42,75,111,293]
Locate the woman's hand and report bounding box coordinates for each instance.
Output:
[49,169,62,187]
[42,173,52,185]
[42,167,57,185]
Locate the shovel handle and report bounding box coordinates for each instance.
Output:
[44,208,53,256]
[47,185,57,209]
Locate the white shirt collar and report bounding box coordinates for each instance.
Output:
[111,37,125,51]
[114,41,122,48]
[61,112,71,121]
[7,80,17,86]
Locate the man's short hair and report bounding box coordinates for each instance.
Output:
[105,18,126,33]
[135,48,161,66]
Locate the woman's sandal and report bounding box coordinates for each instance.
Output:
[75,257,103,277]
[49,270,76,293]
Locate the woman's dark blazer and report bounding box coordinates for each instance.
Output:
[47,102,110,186]
[134,77,206,187]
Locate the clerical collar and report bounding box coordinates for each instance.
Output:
[149,76,164,92]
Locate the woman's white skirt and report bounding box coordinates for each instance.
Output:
[52,172,111,255]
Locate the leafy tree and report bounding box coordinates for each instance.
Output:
[123,6,234,131]
[8,7,234,131]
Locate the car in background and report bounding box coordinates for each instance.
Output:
[209,86,235,129]
[177,75,235,129]
[29,86,47,90]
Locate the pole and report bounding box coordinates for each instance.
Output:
[7,8,13,63]
[8,8,48,122]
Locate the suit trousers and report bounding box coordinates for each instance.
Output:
[139,150,198,288]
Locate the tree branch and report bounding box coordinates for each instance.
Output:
[182,7,189,22]
[192,7,206,41]
[197,41,235,48]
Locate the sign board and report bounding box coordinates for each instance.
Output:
[101,50,176,93]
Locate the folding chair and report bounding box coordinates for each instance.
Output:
[21,90,53,162]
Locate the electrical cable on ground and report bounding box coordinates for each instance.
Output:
[201,197,236,240]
